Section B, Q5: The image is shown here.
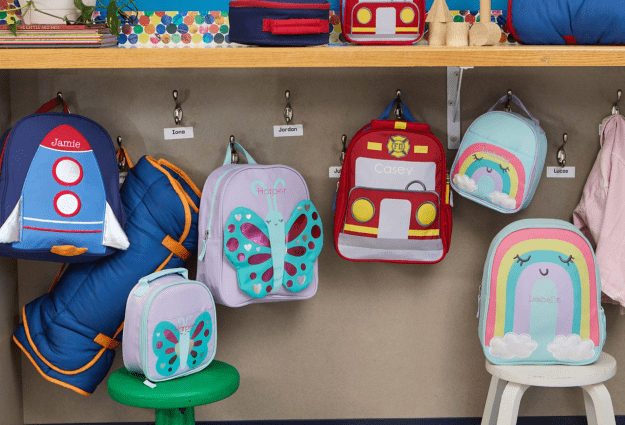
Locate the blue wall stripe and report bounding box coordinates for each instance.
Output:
[43,416,625,425]
[126,0,508,13]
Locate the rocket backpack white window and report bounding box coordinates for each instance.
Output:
[0,95,129,262]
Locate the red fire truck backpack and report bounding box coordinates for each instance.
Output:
[333,96,452,263]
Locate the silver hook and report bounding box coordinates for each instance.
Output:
[504,89,513,112]
[557,133,567,168]
[283,90,293,125]
[230,135,239,164]
[340,134,347,165]
[612,89,622,115]
[394,89,404,120]
[173,90,183,126]
[56,91,70,113]
[116,136,127,172]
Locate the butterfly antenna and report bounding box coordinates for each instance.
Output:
[273,178,285,210]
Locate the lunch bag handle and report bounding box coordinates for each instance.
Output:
[223,140,258,165]
[488,94,545,134]
[35,94,70,114]
[262,18,328,35]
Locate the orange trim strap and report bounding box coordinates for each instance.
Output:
[13,335,92,397]
[162,235,191,261]
[94,333,120,350]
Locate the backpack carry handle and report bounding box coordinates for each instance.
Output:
[223,137,258,166]
[488,94,545,134]
[35,93,70,114]
[379,98,417,122]
[134,268,189,297]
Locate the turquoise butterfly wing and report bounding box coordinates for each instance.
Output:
[224,207,275,298]
[186,311,213,369]
[153,321,181,377]
[283,200,323,292]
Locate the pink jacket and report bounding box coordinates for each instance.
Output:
[573,114,625,309]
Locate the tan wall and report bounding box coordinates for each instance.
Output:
[0,69,22,425]
[8,67,625,424]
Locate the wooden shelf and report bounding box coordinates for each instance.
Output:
[3,45,625,68]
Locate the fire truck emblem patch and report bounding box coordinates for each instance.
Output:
[387,135,410,159]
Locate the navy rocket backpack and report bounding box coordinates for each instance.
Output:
[0,95,129,262]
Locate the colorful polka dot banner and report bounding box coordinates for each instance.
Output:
[93,10,236,48]
[0,0,22,26]
[92,9,514,47]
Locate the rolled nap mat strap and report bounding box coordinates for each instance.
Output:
[13,156,201,396]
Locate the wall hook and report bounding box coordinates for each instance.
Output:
[173,90,183,126]
[230,135,239,164]
[394,89,404,120]
[116,136,128,172]
[284,90,293,125]
[340,134,347,165]
[56,91,70,113]
[504,89,513,112]
[612,89,622,115]
[557,133,567,168]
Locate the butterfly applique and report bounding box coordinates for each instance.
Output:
[224,178,323,298]
[152,311,212,377]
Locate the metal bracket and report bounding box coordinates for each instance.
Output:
[447,66,473,150]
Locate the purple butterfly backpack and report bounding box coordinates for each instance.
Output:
[197,140,323,307]
[122,268,216,382]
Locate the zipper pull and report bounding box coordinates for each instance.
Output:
[332,182,339,212]
[477,285,482,319]
[198,230,209,261]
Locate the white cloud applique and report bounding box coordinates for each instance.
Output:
[489,333,538,359]
[489,191,517,210]
[453,174,478,192]
[547,335,596,361]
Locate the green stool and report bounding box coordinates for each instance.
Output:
[107,360,239,425]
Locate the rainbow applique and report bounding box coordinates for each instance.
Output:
[452,143,525,211]
[480,220,605,365]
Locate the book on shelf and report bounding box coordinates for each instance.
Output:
[0,24,118,48]
[0,24,111,33]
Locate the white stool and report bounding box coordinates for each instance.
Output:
[481,352,617,425]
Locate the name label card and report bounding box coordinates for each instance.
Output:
[329,166,342,178]
[274,124,303,137]
[164,127,194,140]
[547,166,575,178]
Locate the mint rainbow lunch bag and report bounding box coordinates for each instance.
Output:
[478,219,606,365]
[450,94,547,213]
[196,141,323,307]
[123,268,216,382]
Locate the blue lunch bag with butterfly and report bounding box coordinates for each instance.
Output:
[123,268,216,382]
[197,141,323,307]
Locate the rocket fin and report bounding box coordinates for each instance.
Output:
[103,203,130,250]
[0,199,21,243]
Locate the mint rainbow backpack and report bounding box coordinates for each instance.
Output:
[479,219,606,365]
[197,140,323,307]
[450,94,547,213]
[123,268,216,382]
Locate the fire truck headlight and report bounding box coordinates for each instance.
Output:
[352,198,374,223]
[357,8,372,24]
[400,7,415,24]
[416,202,436,227]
